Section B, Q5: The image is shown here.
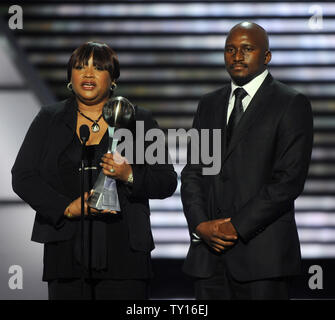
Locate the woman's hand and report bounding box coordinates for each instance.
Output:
[64,192,117,218]
[100,151,132,182]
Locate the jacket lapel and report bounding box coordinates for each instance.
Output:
[204,86,230,171]
[222,73,274,164]
[52,97,77,153]
[206,86,230,187]
[212,86,231,131]
[217,86,231,159]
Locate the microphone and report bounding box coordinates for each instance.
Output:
[78,124,90,296]
[79,124,90,144]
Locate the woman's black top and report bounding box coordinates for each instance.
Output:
[42,132,152,281]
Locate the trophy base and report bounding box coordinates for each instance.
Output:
[87,189,121,212]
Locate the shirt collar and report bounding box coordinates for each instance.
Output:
[230,69,269,100]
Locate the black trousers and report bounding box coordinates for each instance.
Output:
[48,278,149,300]
[194,259,290,300]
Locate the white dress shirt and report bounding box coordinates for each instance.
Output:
[226,69,269,124]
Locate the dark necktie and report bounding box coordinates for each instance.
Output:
[226,87,248,146]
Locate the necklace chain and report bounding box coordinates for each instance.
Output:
[77,109,103,123]
[77,109,103,133]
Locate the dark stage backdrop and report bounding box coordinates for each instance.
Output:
[0,1,334,299]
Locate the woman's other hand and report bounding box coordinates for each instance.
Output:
[64,192,117,218]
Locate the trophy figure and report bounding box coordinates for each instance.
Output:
[87,96,135,212]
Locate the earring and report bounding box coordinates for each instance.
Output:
[110,82,117,90]
[67,82,73,91]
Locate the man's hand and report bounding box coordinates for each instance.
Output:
[218,219,238,240]
[195,218,238,253]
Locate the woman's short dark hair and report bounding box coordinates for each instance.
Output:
[67,42,120,82]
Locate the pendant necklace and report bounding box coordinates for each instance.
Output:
[77,109,103,133]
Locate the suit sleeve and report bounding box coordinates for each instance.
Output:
[230,94,314,242]
[12,109,72,228]
[180,101,209,233]
[127,111,178,200]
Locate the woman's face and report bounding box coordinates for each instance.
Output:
[71,55,112,106]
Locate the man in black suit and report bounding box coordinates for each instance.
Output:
[181,22,313,299]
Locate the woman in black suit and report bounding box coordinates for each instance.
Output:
[12,42,177,300]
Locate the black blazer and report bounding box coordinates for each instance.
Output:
[12,97,177,254]
[181,73,314,281]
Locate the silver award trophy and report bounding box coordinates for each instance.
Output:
[87,96,135,212]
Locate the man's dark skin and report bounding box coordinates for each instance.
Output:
[195,22,272,253]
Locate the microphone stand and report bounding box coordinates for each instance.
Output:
[80,136,88,298]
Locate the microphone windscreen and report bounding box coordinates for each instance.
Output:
[79,124,90,143]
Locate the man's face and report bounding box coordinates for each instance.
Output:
[224,28,271,85]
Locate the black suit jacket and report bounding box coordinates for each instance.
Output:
[12,97,177,254]
[181,73,314,281]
